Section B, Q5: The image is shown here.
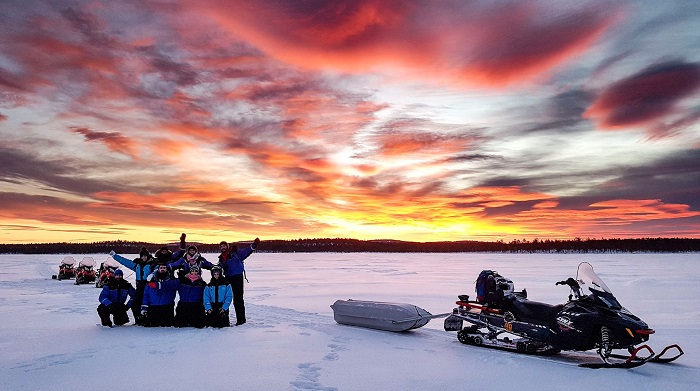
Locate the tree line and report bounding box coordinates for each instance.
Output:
[1,237,699,254]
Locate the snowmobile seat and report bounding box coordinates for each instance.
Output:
[504,297,564,326]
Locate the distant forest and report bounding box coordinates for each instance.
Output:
[1,237,699,254]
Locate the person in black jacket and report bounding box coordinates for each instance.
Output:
[97,269,135,327]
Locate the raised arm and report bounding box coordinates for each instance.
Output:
[200,257,214,270]
[232,237,260,258]
[109,251,137,271]
[168,257,185,270]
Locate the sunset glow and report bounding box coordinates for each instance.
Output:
[1,1,699,244]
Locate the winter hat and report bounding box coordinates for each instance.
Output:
[114,269,124,277]
[189,265,201,274]
[187,245,198,253]
[211,265,222,275]
[156,246,172,263]
[139,247,150,257]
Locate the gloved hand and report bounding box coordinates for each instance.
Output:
[253,237,260,249]
[109,250,116,256]
[219,308,225,315]
[141,306,148,316]
[206,309,212,315]
[180,233,187,249]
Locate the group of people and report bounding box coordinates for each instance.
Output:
[97,233,260,328]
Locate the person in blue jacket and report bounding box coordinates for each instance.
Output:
[218,237,260,325]
[109,247,153,325]
[204,265,233,328]
[169,244,214,280]
[97,269,135,327]
[174,266,207,328]
[110,234,186,324]
[141,262,180,327]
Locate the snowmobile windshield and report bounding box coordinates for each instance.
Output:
[575,262,621,309]
[79,257,96,267]
[103,257,120,268]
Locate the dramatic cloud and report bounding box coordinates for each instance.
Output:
[584,61,700,135]
[199,0,619,86]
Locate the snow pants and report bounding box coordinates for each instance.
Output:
[143,304,175,327]
[132,280,147,325]
[205,303,230,328]
[174,302,205,328]
[97,303,129,327]
[226,273,245,324]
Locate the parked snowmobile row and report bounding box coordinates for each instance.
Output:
[53,256,119,287]
[442,262,684,368]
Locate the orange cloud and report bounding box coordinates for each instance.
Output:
[492,198,700,239]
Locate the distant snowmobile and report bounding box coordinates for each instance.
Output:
[52,256,76,280]
[95,257,120,288]
[74,257,97,285]
[444,262,683,368]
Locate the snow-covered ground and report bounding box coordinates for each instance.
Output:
[1,252,698,390]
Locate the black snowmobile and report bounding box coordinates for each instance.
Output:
[444,262,683,368]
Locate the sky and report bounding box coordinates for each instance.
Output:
[1,0,699,244]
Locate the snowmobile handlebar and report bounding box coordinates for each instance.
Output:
[556,277,583,300]
[555,277,580,289]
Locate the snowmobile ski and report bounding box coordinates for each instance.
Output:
[609,343,684,364]
[579,345,655,369]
